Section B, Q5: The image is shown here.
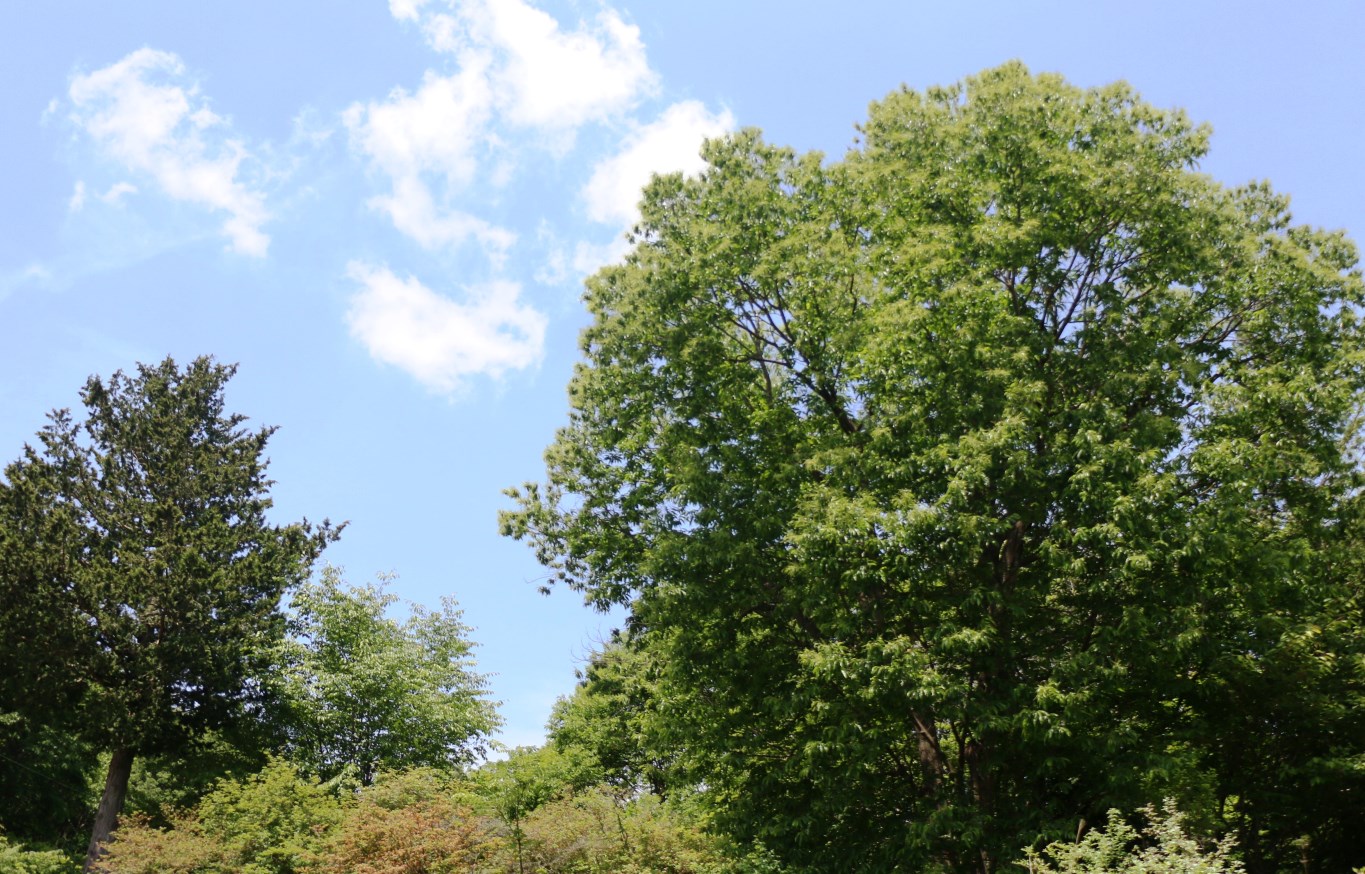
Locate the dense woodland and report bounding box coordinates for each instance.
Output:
[2,65,1363,873]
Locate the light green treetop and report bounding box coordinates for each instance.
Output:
[276,566,501,785]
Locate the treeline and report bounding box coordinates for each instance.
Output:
[5,667,782,874]
[0,357,772,873]
[0,622,1241,874]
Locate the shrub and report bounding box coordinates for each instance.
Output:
[1018,800,1243,873]
[505,788,726,874]
[313,770,495,874]
[96,758,346,874]
[0,834,77,874]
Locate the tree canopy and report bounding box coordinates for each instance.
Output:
[503,63,1365,872]
[0,356,335,869]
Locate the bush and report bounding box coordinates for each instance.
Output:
[89,814,220,874]
[313,770,495,874]
[96,758,346,874]
[0,834,77,874]
[1018,800,1243,873]
[504,788,730,874]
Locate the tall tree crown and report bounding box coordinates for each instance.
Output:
[2,355,335,751]
[504,64,1365,872]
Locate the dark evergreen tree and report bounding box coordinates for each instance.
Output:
[0,356,336,870]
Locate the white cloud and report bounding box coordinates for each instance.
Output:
[370,176,515,257]
[531,221,569,286]
[573,237,632,274]
[346,62,514,255]
[346,262,546,393]
[352,0,658,252]
[289,107,337,148]
[345,65,493,191]
[404,0,655,131]
[583,100,734,227]
[68,180,86,213]
[462,0,656,130]
[68,48,270,256]
[0,263,54,300]
[534,223,633,285]
[339,0,733,391]
[420,11,465,53]
[389,0,433,21]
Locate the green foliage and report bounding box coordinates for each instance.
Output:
[505,788,724,874]
[276,567,500,785]
[94,754,771,874]
[1,356,335,754]
[1019,800,1243,873]
[0,834,77,874]
[503,64,1365,872]
[0,356,337,860]
[97,757,347,874]
[313,770,493,874]
[0,716,97,852]
[475,745,599,821]
[197,758,349,872]
[548,633,676,796]
[122,728,276,826]
[89,814,221,874]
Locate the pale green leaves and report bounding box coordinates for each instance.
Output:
[276,567,500,784]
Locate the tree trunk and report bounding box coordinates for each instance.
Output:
[83,747,133,872]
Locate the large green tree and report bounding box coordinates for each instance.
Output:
[504,64,1365,872]
[0,357,335,870]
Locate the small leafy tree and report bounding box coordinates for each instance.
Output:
[548,633,676,797]
[506,788,721,874]
[87,814,220,874]
[474,745,596,874]
[277,567,500,784]
[313,770,493,874]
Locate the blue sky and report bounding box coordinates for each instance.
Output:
[3,0,1362,749]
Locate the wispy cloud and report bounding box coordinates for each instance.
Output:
[100,181,139,206]
[0,263,54,300]
[346,262,546,393]
[583,99,734,228]
[372,177,517,256]
[67,48,270,256]
[69,179,139,213]
[348,0,657,254]
[388,0,433,22]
